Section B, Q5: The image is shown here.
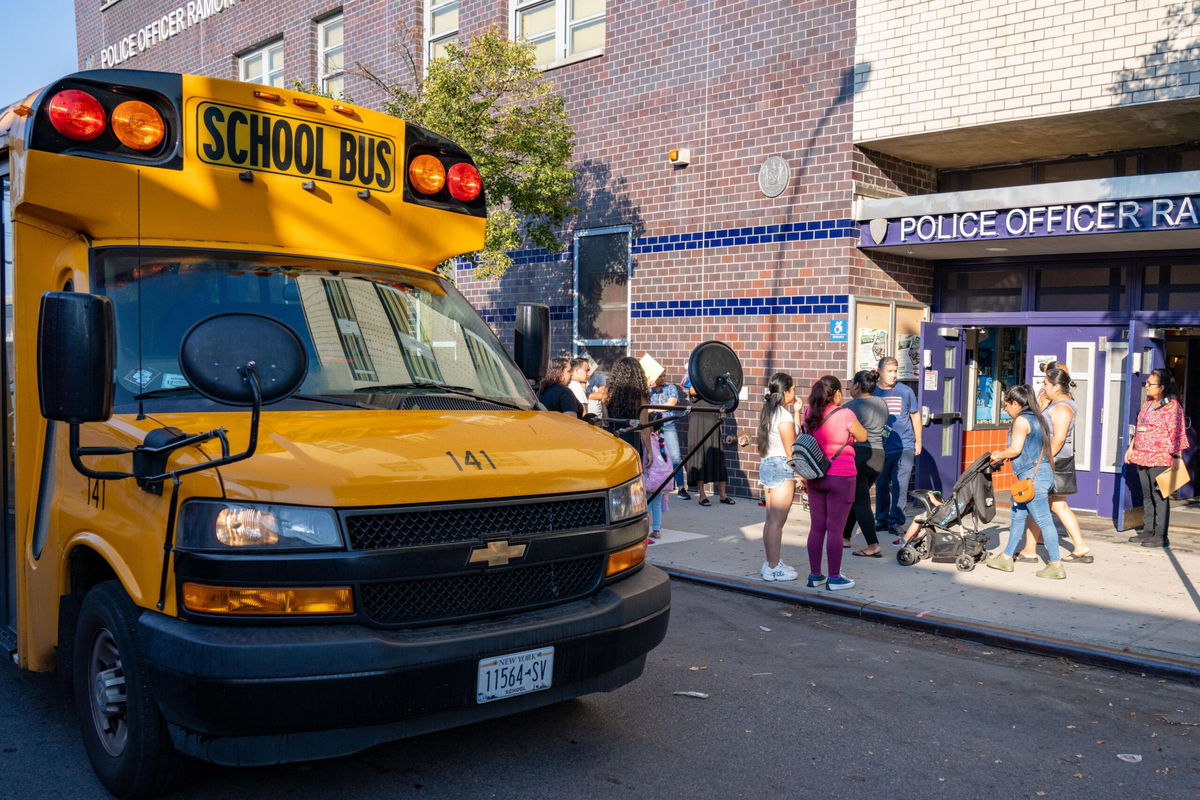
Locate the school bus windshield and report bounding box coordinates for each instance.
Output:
[92,249,537,413]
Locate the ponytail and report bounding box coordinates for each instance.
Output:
[757,372,794,456]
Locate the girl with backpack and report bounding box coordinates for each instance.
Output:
[801,376,867,590]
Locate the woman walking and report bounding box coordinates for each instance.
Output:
[1017,366,1092,562]
[802,376,867,590]
[1126,368,1186,549]
[605,356,666,538]
[757,373,799,581]
[841,370,889,557]
[986,385,1066,579]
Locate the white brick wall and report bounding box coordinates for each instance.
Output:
[854,0,1200,142]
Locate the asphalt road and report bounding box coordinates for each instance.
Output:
[2,581,1197,798]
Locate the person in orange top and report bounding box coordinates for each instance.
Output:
[1125,368,1187,549]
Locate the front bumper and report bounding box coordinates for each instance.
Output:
[138,565,670,765]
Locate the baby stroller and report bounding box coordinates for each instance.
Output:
[897,452,998,571]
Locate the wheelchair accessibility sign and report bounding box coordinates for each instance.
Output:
[829,319,848,342]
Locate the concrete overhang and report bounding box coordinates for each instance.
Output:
[855,171,1200,260]
[855,97,1200,169]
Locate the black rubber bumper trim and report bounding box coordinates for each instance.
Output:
[660,566,1200,685]
[139,565,670,748]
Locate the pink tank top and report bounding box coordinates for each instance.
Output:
[812,406,857,477]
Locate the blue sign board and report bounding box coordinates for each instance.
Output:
[830,319,848,342]
[860,194,1200,247]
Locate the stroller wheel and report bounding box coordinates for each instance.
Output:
[897,545,920,567]
[956,554,976,571]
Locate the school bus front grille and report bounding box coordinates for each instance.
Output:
[343,496,609,550]
[359,555,606,625]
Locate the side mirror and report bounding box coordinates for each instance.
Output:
[38,292,115,423]
[687,340,743,408]
[179,313,308,405]
[513,302,549,382]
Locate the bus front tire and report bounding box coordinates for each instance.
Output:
[73,580,179,799]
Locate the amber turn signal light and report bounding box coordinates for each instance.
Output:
[182,583,354,615]
[111,100,165,151]
[408,154,446,195]
[605,539,648,577]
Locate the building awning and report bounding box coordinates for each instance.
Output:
[856,171,1200,260]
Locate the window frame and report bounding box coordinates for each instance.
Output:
[317,13,346,98]
[425,0,460,68]
[511,0,606,68]
[239,39,285,87]
[1063,341,1096,472]
[573,225,631,361]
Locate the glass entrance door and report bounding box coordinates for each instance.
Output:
[916,323,964,494]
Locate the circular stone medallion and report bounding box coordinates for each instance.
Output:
[757,156,790,198]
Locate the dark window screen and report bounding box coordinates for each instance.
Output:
[576,232,629,341]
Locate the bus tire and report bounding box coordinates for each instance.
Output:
[73,580,179,799]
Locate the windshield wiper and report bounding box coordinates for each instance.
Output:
[292,394,367,408]
[134,386,199,400]
[351,382,525,410]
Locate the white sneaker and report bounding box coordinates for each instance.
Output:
[761,561,798,582]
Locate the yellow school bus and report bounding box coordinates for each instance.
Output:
[0,70,667,798]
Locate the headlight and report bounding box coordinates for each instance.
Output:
[608,477,647,523]
[178,501,343,551]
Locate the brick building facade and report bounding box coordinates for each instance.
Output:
[74,0,933,496]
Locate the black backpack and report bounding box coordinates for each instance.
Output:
[789,407,853,480]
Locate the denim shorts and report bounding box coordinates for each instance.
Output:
[759,456,795,490]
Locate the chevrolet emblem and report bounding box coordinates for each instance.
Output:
[468,540,528,567]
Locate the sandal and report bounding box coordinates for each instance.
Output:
[1062,551,1094,563]
[720,497,736,505]
[650,530,661,539]
[852,549,882,558]
[843,539,853,548]
[698,498,712,506]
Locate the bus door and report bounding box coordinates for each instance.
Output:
[916,322,964,494]
[0,167,13,655]
[1116,320,1166,530]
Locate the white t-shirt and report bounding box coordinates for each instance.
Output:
[568,381,588,407]
[764,405,796,459]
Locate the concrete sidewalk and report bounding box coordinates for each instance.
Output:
[645,492,1200,680]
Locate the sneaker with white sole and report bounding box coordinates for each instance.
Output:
[805,573,826,588]
[826,575,855,591]
[761,561,798,582]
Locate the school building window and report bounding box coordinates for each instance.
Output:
[1142,263,1200,312]
[574,227,629,372]
[512,0,605,67]
[426,0,459,65]
[318,14,345,97]
[239,40,285,87]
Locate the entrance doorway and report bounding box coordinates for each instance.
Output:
[1166,330,1200,527]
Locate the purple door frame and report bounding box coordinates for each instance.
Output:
[929,310,1200,523]
[916,322,964,495]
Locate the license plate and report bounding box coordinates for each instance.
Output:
[476,647,554,704]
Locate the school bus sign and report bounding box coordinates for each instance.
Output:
[195,101,396,191]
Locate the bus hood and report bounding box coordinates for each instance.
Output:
[142,409,642,507]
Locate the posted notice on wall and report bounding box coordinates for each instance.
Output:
[896,333,920,380]
[857,328,887,371]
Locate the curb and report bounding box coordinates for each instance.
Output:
[659,565,1200,685]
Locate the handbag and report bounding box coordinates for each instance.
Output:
[789,407,851,480]
[1156,457,1190,498]
[1052,455,1077,495]
[1011,454,1043,504]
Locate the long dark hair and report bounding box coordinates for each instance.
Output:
[1004,384,1052,461]
[1148,367,1180,407]
[538,356,570,395]
[607,356,649,420]
[1043,365,1074,399]
[851,369,879,395]
[757,372,794,456]
[804,375,842,431]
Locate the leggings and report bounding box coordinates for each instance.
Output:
[844,446,884,546]
[1137,465,1170,538]
[807,474,856,578]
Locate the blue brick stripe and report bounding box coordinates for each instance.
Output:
[630,295,849,319]
[458,218,857,270]
[477,304,573,325]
